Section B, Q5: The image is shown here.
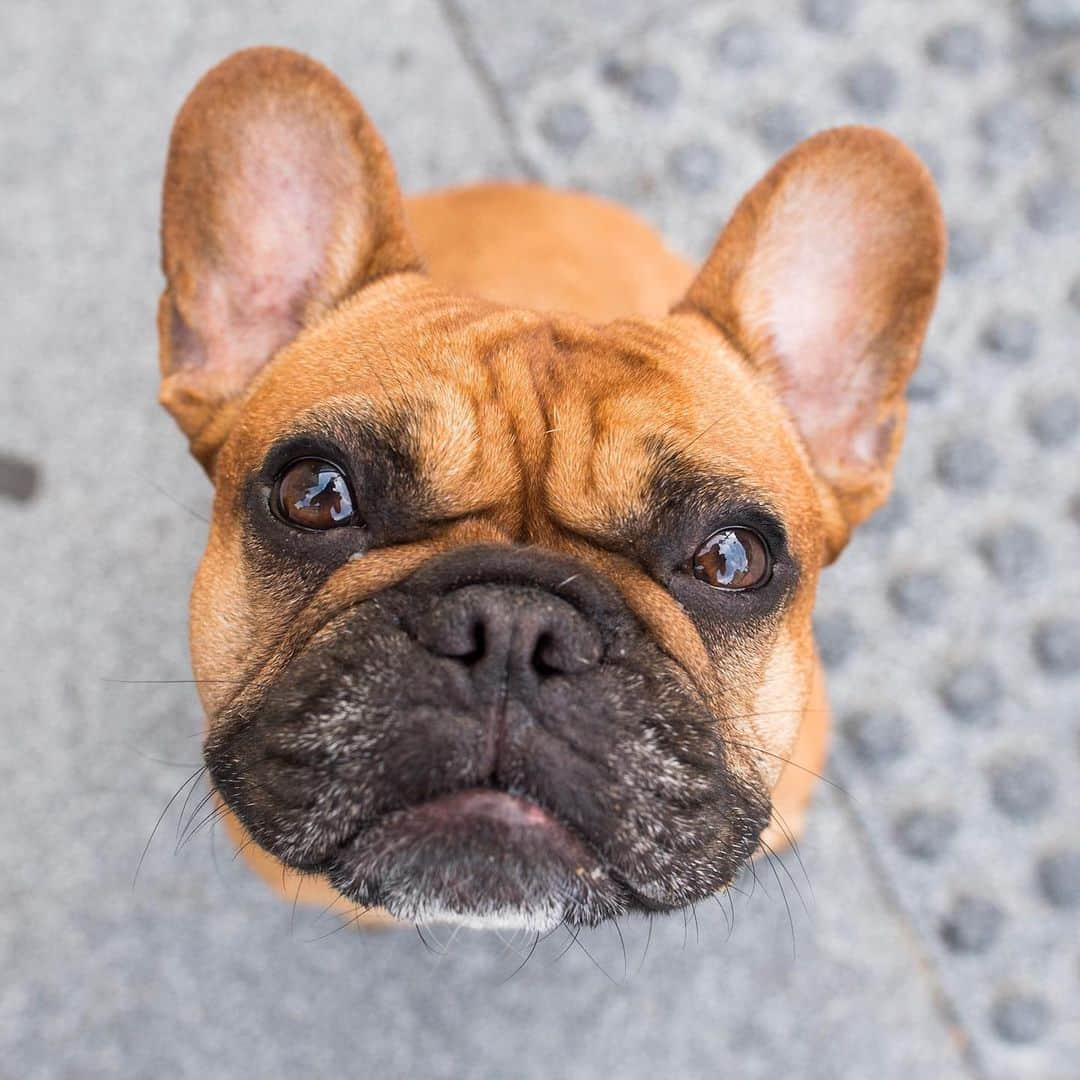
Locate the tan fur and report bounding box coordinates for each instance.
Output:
[159,49,944,916]
[406,184,694,321]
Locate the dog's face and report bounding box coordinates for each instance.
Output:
[158,49,943,929]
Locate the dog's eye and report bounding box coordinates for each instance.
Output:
[691,527,771,590]
[272,459,357,530]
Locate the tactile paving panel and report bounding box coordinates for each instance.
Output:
[463,0,1079,1075]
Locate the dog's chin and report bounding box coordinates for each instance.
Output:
[320,790,626,931]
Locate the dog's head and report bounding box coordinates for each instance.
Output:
[158,49,944,929]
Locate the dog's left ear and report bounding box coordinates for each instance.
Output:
[677,126,945,558]
[158,47,420,470]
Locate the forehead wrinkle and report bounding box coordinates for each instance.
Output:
[544,404,652,538]
[414,374,522,519]
[542,351,688,538]
[352,314,552,530]
[465,321,562,541]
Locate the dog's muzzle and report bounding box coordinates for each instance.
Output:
[204,545,770,929]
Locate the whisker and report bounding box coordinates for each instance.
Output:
[415,922,444,956]
[743,852,770,902]
[426,923,456,955]
[289,875,306,936]
[550,921,583,965]
[493,927,525,959]
[434,923,466,966]
[712,893,730,934]
[133,765,207,886]
[538,914,568,946]
[612,919,629,982]
[137,473,210,524]
[727,738,853,800]
[759,837,811,920]
[125,746,204,769]
[719,707,831,723]
[180,804,230,852]
[760,843,797,960]
[103,678,253,685]
[500,930,542,983]
[305,904,373,943]
[231,834,260,863]
[209,806,229,891]
[569,927,620,986]
[633,914,655,978]
[680,416,722,453]
[312,891,349,927]
[175,766,209,846]
[175,788,218,851]
[768,805,816,906]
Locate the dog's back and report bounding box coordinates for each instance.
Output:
[406,183,693,321]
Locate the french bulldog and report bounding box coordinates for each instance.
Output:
[157,47,944,931]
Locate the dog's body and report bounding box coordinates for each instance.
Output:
[159,49,943,930]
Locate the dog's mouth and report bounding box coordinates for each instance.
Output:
[319,788,624,931]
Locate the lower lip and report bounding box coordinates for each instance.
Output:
[325,790,623,926]
[415,789,561,830]
[335,788,600,875]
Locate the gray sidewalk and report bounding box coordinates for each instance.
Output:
[1,2,1077,1077]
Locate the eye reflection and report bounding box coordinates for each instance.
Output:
[273,459,357,529]
[294,468,350,521]
[692,527,770,590]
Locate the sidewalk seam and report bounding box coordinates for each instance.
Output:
[831,779,989,1080]
[437,0,542,180]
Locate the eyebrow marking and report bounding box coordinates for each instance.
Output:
[257,404,433,529]
[646,444,784,528]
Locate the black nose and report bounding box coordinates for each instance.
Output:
[414,585,601,694]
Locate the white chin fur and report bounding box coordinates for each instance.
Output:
[385,898,567,934]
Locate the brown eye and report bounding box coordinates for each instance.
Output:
[691,527,771,590]
[272,459,357,530]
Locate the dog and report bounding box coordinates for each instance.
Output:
[157,47,944,931]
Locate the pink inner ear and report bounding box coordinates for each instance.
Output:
[681,126,944,537]
[181,116,365,389]
[742,173,906,472]
[159,47,421,458]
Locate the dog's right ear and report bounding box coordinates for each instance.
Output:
[158,47,420,471]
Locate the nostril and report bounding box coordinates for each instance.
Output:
[532,626,601,676]
[532,632,562,678]
[415,598,492,663]
[460,618,487,667]
[430,614,487,664]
